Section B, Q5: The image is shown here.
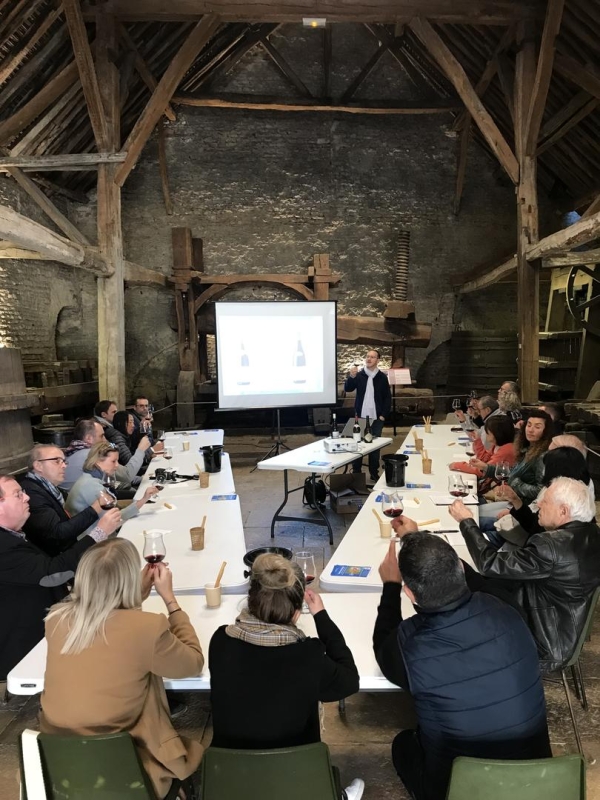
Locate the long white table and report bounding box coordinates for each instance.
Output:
[257,436,392,544]
[123,429,248,595]
[7,593,412,696]
[321,424,479,592]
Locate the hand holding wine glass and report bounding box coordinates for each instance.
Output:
[494,461,511,486]
[95,507,122,536]
[304,589,325,616]
[448,475,468,498]
[143,530,166,565]
[294,551,316,613]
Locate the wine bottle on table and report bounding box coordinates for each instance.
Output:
[331,412,339,439]
[352,414,361,443]
[363,415,373,443]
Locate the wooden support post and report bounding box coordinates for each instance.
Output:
[312,253,330,300]
[96,9,125,406]
[172,228,199,380]
[157,120,173,215]
[515,23,539,402]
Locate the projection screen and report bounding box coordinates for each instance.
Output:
[215,301,337,410]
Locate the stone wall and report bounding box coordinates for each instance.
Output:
[0,177,97,364]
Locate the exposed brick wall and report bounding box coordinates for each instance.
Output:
[0,177,97,364]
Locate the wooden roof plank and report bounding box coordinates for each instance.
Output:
[115,13,222,187]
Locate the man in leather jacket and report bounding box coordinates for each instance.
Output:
[449,476,600,673]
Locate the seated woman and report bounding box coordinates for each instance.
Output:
[450,415,516,493]
[477,410,553,532]
[66,441,158,536]
[112,410,142,466]
[496,446,595,539]
[209,553,363,800]
[40,539,204,799]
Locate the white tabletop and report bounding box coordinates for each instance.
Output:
[256,437,393,474]
[7,593,410,695]
[320,425,478,592]
[123,429,246,594]
[405,423,474,451]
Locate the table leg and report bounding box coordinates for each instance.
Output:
[270,471,334,545]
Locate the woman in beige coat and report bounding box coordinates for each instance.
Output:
[40,538,204,799]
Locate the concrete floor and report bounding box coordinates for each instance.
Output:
[2,429,600,798]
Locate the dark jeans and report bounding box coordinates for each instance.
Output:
[391,729,426,800]
[351,417,384,478]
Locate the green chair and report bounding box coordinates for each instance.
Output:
[446,754,586,800]
[19,729,184,800]
[201,742,340,800]
[547,586,600,756]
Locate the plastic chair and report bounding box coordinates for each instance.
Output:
[547,586,600,756]
[201,742,340,800]
[19,729,183,800]
[446,754,586,800]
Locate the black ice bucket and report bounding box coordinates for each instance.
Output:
[201,445,224,473]
[382,454,409,487]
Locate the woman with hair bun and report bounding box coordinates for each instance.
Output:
[208,553,363,799]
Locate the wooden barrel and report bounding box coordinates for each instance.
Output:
[447,331,518,397]
[0,348,36,473]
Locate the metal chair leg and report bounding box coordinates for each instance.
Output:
[570,664,582,703]
[574,659,588,710]
[561,669,584,756]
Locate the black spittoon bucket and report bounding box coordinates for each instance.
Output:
[201,445,224,473]
[382,454,409,487]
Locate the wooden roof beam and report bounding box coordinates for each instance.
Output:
[115,13,221,187]
[409,18,519,184]
[117,22,176,122]
[80,0,543,24]
[173,94,459,113]
[260,36,313,97]
[524,0,564,155]
[0,153,126,170]
[554,53,600,100]
[454,254,517,293]
[63,0,110,150]
[527,209,600,260]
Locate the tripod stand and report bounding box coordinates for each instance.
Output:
[251,408,290,471]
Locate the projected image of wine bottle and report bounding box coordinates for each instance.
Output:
[237,341,251,385]
[292,336,306,384]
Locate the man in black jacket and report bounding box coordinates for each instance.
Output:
[374,531,550,800]
[449,476,600,673]
[0,474,115,680]
[344,349,391,482]
[21,444,121,556]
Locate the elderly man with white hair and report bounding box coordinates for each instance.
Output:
[449,477,600,673]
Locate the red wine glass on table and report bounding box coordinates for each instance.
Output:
[163,446,174,461]
[382,492,404,518]
[448,475,469,498]
[143,531,166,565]
[294,551,317,613]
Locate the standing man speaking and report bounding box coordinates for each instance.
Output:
[344,349,391,483]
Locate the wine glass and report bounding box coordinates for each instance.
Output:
[381,492,404,518]
[452,398,461,412]
[293,551,317,613]
[495,461,511,486]
[102,473,117,492]
[163,446,174,461]
[143,531,166,565]
[98,489,117,510]
[448,474,468,498]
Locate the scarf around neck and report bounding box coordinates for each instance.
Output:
[225,609,306,647]
[26,471,65,506]
[64,440,90,458]
[361,366,379,420]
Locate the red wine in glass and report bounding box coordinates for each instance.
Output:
[449,489,468,498]
[99,499,117,509]
[145,553,165,565]
[383,508,403,518]
[305,574,315,584]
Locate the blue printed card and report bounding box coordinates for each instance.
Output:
[331,565,371,578]
[211,494,237,501]
[308,460,331,467]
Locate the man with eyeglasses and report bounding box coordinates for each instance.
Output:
[0,473,119,680]
[20,445,122,556]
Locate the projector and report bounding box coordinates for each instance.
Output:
[323,438,359,453]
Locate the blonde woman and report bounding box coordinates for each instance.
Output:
[208,553,364,800]
[66,441,158,536]
[40,538,204,799]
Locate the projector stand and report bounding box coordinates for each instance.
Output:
[251,409,290,471]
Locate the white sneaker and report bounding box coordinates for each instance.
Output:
[344,778,365,800]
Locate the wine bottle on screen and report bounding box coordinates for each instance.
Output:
[352,414,361,443]
[237,342,250,385]
[292,337,307,384]
[363,415,373,443]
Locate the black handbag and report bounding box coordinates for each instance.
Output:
[302,477,327,509]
